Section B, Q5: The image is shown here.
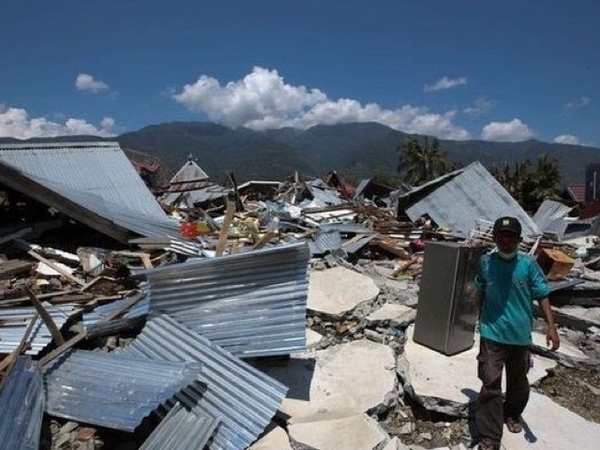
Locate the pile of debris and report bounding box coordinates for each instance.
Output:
[1,141,600,450]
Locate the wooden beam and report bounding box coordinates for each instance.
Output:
[215,200,235,257]
[37,332,87,367]
[26,288,66,346]
[253,231,276,250]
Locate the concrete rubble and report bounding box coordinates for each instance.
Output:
[1,142,600,449]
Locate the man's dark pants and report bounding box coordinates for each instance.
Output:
[476,337,530,444]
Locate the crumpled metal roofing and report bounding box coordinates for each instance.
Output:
[43,349,203,431]
[399,161,540,238]
[0,142,179,239]
[532,199,573,240]
[0,303,78,355]
[0,356,45,450]
[145,243,310,358]
[82,293,150,337]
[118,314,288,450]
[160,183,231,207]
[139,402,219,450]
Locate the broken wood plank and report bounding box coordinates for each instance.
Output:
[12,239,86,285]
[112,250,153,269]
[37,331,87,367]
[36,291,144,367]
[0,259,34,280]
[0,289,73,307]
[48,292,96,304]
[253,231,277,250]
[216,200,236,257]
[26,288,65,346]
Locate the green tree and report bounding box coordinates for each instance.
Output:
[397,138,449,186]
[491,155,562,213]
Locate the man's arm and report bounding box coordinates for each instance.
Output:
[538,297,560,350]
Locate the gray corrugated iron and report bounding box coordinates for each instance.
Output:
[119,314,288,450]
[43,349,203,431]
[82,294,150,337]
[0,142,178,242]
[532,199,573,240]
[139,402,219,450]
[145,243,310,358]
[0,356,45,450]
[310,229,343,255]
[0,303,78,355]
[160,182,231,207]
[398,161,540,238]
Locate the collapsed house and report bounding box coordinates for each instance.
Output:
[1,143,600,449]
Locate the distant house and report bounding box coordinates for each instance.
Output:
[562,184,586,204]
[158,155,231,213]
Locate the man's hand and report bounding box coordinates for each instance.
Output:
[539,297,560,351]
[546,326,560,351]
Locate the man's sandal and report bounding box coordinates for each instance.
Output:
[506,416,523,433]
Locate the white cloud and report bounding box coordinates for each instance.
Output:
[423,76,467,93]
[463,97,494,116]
[564,96,591,110]
[172,67,471,140]
[554,134,580,145]
[481,119,534,142]
[0,105,117,139]
[75,73,110,94]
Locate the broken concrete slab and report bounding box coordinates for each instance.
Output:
[403,326,556,405]
[265,339,396,423]
[288,413,389,450]
[500,392,600,450]
[367,303,416,329]
[308,266,380,316]
[248,425,293,450]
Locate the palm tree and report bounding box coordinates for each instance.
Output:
[397,138,448,186]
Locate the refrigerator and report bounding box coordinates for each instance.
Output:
[412,241,488,355]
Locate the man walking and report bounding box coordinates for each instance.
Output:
[475,216,560,450]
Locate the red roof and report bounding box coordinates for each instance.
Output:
[566,184,586,203]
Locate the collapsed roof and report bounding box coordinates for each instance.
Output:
[0,141,179,242]
[397,161,541,238]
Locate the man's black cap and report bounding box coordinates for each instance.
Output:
[493,216,522,236]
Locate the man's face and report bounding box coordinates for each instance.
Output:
[493,231,521,253]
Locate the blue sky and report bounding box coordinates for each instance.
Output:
[1,0,598,147]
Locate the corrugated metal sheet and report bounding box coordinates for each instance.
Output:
[119,314,288,450]
[43,349,203,431]
[82,294,150,337]
[310,229,342,255]
[0,142,179,239]
[160,183,230,207]
[139,402,219,450]
[0,303,78,355]
[0,356,45,450]
[401,161,540,238]
[145,243,310,358]
[532,199,573,240]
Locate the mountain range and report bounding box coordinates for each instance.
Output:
[3,122,600,186]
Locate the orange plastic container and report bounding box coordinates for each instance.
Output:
[180,222,198,238]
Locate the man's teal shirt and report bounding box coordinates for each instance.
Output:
[475,251,550,346]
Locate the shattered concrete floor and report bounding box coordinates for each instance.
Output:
[37,262,600,450]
